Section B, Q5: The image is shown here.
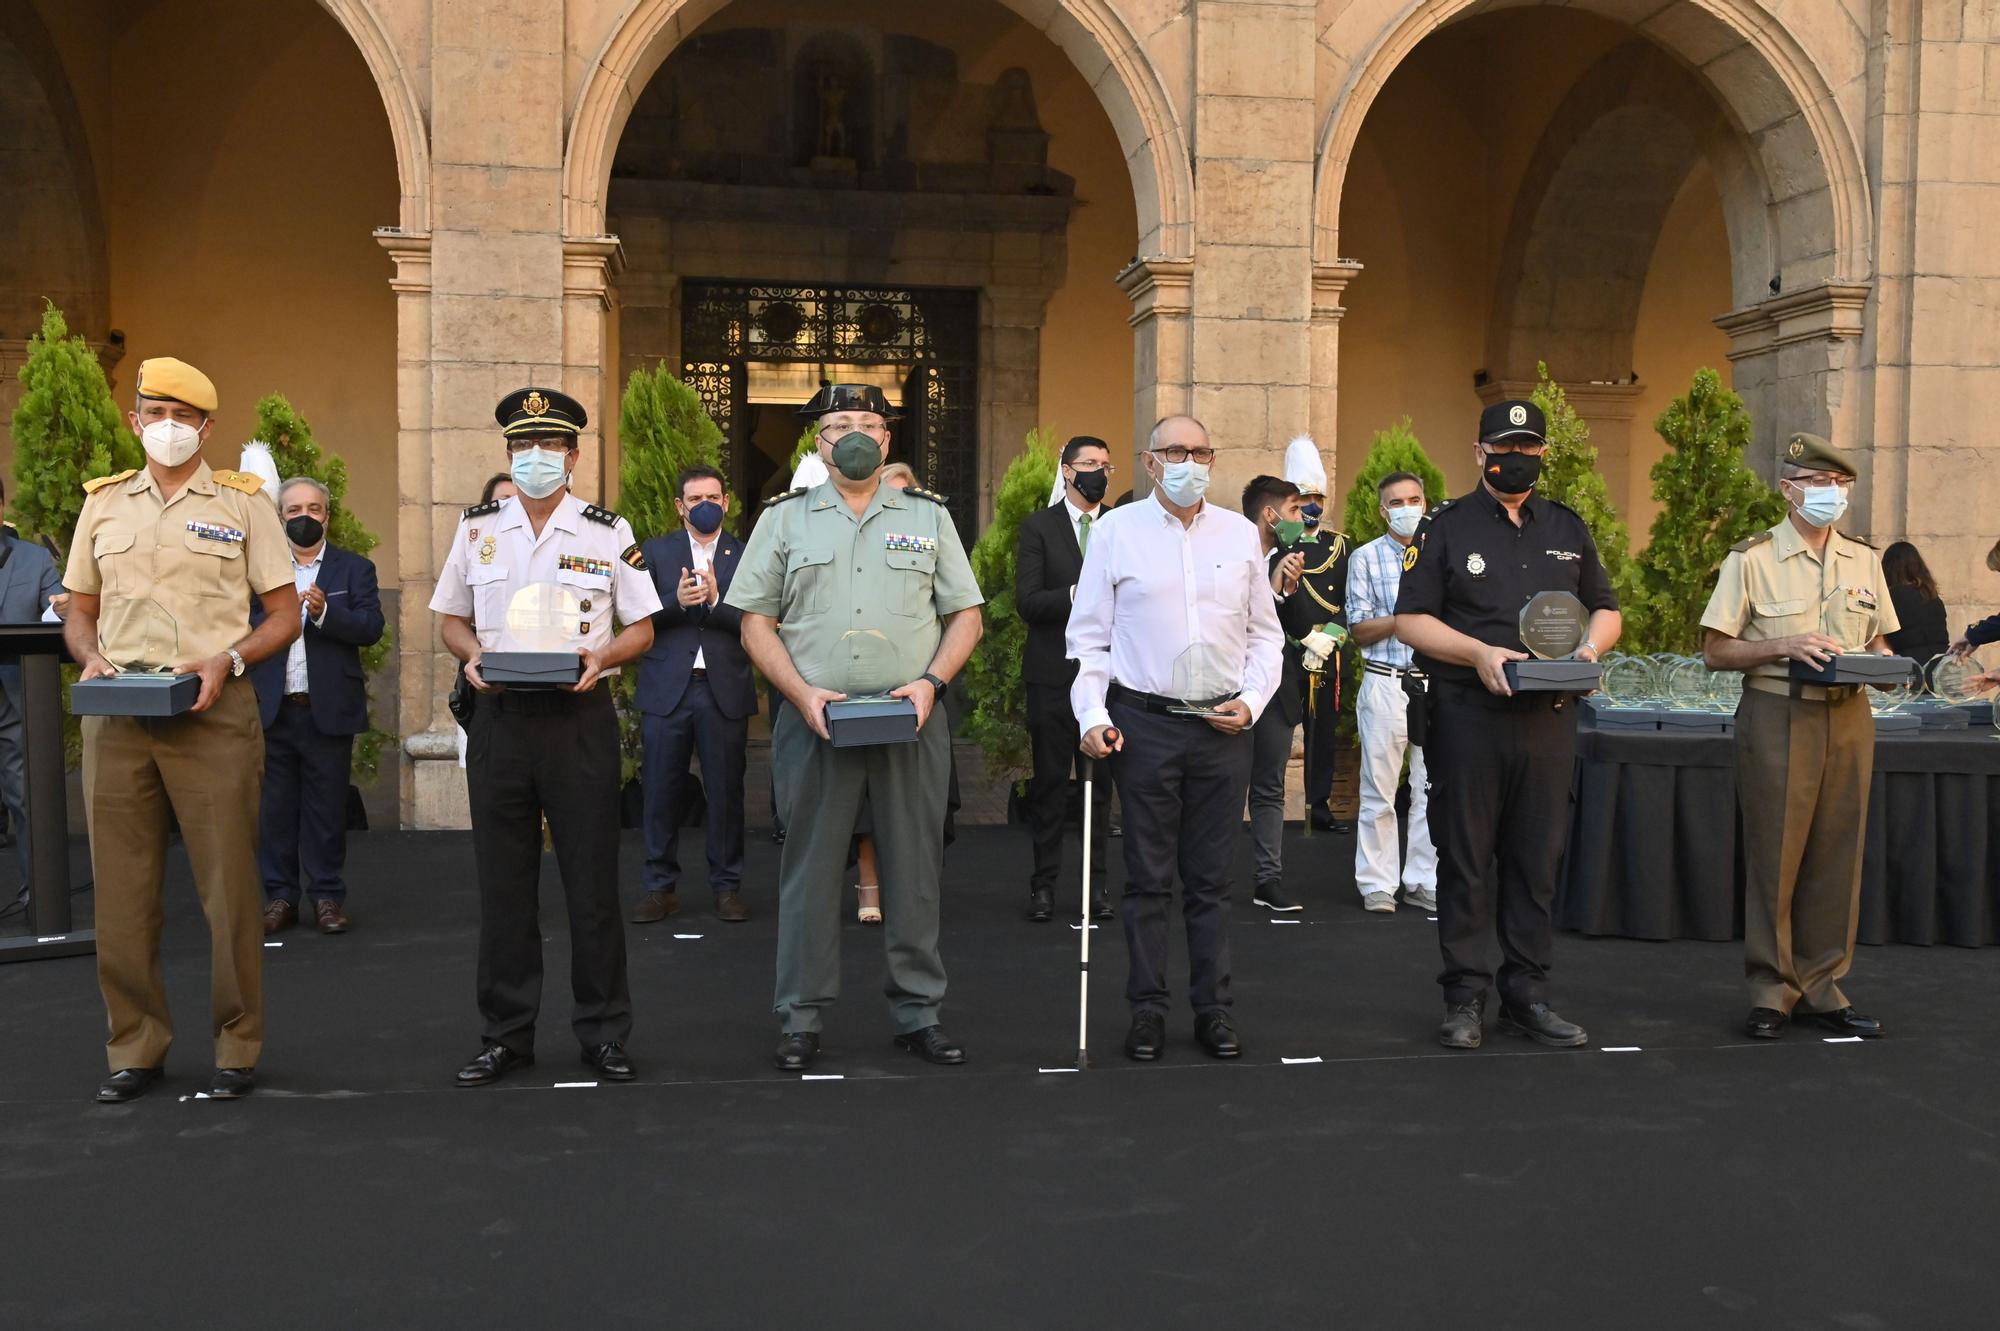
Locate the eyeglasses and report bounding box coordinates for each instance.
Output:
[1152,446,1216,465]
[1067,461,1116,474]
[1481,441,1547,456]
[505,438,577,455]
[820,422,889,439]
[1786,473,1854,491]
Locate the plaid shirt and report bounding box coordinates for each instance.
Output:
[1346,532,1414,669]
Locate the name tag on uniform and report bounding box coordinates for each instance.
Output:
[558,554,614,578]
[186,521,244,544]
[885,533,935,553]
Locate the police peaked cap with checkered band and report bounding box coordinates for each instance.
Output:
[496,387,587,439]
[1478,399,1546,445]
[797,383,901,422]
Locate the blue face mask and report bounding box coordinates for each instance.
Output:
[686,499,724,534]
[1301,501,1324,528]
[509,446,569,500]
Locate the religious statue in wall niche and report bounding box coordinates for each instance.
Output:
[816,69,851,160]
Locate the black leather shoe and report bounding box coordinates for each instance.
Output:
[1745,1007,1788,1039]
[1124,1011,1165,1062]
[774,1031,820,1072]
[456,1044,533,1086]
[209,1067,255,1099]
[1193,1011,1242,1059]
[96,1066,163,1104]
[1498,1001,1589,1048]
[893,1025,966,1065]
[1439,996,1486,1049]
[1091,890,1114,920]
[1025,887,1053,922]
[1803,1006,1884,1039]
[582,1043,636,1081]
[1252,881,1301,912]
[1308,805,1336,831]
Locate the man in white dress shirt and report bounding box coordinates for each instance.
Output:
[1070,415,1284,1062]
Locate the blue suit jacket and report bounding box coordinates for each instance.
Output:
[0,530,64,711]
[636,529,754,719]
[249,544,386,735]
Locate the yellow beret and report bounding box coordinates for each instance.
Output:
[1781,432,1855,478]
[135,357,217,414]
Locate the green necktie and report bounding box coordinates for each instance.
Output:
[1078,513,1091,555]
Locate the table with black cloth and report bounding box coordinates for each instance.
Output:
[1558,718,2000,946]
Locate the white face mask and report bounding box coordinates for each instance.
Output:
[1788,481,1848,529]
[1385,505,1424,538]
[141,417,203,467]
[1155,458,1210,507]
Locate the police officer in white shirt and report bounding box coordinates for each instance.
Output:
[1345,470,1438,914]
[1070,415,1284,1062]
[430,387,664,1088]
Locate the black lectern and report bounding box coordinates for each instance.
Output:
[0,623,91,962]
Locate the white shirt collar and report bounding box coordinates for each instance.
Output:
[292,545,325,569]
[1064,497,1100,524]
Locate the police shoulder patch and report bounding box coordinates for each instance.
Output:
[462,498,502,520]
[621,543,648,570]
[83,469,137,494]
[213,470,268,496]
[1401,543,1419,572]
[1729,530,1775,555]
[764,487,808,508]
[582,503,619,527]
[906,486,950,506]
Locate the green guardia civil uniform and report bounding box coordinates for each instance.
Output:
[725,476,983,1035]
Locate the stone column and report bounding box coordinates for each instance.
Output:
[1117,257,1193,472]
[1187,0,1316,503]
[1713,281,1870,474]
[400,2,569,829]
[562,236,624,502]
[1308,260,1363,470]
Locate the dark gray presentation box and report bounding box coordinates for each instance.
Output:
[70,673,200,717]
[1505,659,1603,692]
[826,697,919,748]
[1789,654,1916,687]
[479,652,584,687]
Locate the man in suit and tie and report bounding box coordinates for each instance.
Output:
[631,465,754,924]
[251,477,386,935]
[1015,435,1115,923]
[0,478,67,915]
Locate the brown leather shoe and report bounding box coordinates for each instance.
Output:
[714,892,750,923]
[313,899,350,934]
[262,899,297,936]
[629,890,679,924]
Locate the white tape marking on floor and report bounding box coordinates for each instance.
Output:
[1280,1056,1324,1065]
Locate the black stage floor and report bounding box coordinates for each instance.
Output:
[3,826,1998,1329]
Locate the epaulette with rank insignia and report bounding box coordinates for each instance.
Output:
[764,487,808,507]
[214,470,268,496]
[582,503,619,527]
[463,498,501,520]
[83,469,137,494]
[906,486,950,506]
[1729,530,1775,555]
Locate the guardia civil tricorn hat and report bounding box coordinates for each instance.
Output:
[496,387,587,439]
[798,383,901,421]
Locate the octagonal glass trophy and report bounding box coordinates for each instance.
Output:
[70,599,199,716]
[1165,641,1242,717]
[1503,591,1600,692]
[478,582,586,687]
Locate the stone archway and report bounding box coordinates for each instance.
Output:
[315,0,431,233]
[1313,0,1875,462]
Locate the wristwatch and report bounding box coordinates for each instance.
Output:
[226,648,246,677]
[920,672,948,699]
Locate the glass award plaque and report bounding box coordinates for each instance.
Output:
[1165,642,1241,717]
[1927,652,1997,706]
[1504,591,1601,691]
[479,582,586,687]
[1597,653,1657,708]
[70,599,199,716]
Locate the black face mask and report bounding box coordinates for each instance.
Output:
[1070,467,1109,505]
[1483,450,1543,495]
[285,515,325,548]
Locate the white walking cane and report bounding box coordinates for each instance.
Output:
[1078,730,1117,1068]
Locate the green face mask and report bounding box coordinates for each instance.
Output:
[831,431,882,481]
[1272,518,1307,548]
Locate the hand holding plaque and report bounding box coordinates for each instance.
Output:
[1165,642,1243,718]
[478,582,586,687]
[1503,591,1603,692]
[70,599,200,716]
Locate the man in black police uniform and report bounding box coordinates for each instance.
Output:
[1393,399,1620,1050]
[430,388,663,1086]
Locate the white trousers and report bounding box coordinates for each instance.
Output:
[1354,670,1437,897]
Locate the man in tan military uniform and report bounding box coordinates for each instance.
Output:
[1701,432,1898,1041]
[727,384,984,1073]
[62,358,301,1103]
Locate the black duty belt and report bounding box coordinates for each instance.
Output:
[496,682,606,714]
[1107,682,1241,716]
[1362,661,1408,679]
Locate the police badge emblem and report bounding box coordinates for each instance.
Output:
[1466,552,1487,576]
[523,390,550,417]
[1508,404,1528,427]
[1402,543,1419,572]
